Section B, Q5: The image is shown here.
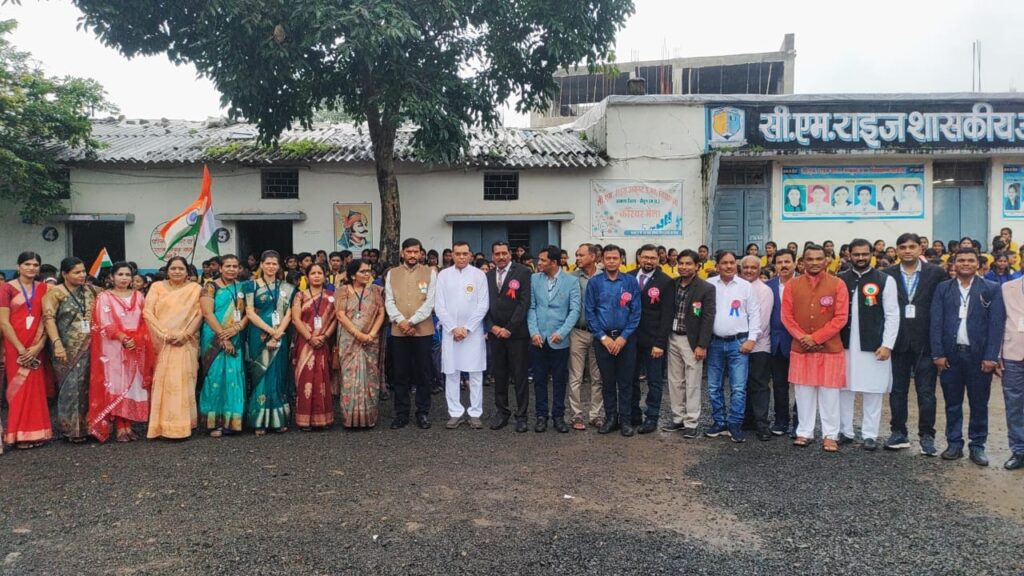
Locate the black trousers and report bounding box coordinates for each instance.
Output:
[769,352,794,428]
[743,351,772,432]
[490,337,530,420]
[890,347,938,437]
[391,335,434,419]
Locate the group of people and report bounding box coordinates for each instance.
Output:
[1,232,1022,472]
[0,250,385,453]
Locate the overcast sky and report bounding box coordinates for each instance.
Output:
[6,0,1023,126]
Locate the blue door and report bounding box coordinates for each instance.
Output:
[933,186,989,250]
[712,188,770,252]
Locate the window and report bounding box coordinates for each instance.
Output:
[261,169,299,199]
[933,162,987,186]
[718,162,769,186]
[484,172,519,201]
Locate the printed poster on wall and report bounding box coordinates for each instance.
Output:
[1002,166,1024,218]
[781,165,925,221]
[334,203,373,250]
[591,180,683,237]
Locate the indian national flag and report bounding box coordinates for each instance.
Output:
[89,247,112,277]
[159,165,221,258]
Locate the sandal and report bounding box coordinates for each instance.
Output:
[254,429,266,437]
[792,436,811,447]
[116,432,131,443]
[822,438,839,453]
[571,416,586,431]
[209,429,223,438]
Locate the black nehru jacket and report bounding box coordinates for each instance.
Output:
[485,261,532,339]
[630,267,675,350]
[883,261,946,354]
[839,267,888,352]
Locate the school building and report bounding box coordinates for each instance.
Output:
[4,92,1024,270]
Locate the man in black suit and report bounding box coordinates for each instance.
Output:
[883,232,947,456]
[628,244,677,434]
[486,241,532,432]
[662,249,716,437]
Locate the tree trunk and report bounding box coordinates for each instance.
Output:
[366,112,401,267]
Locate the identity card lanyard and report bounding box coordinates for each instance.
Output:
[20,280,36,330]
[902,269,920,319]
[68,286,91,333]
[229,281,242,322]
[354,286,367,320]
[959,286,970,320]
[269,280,282,327]
[310,288,325,331]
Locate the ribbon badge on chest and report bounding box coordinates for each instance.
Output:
[862,282,880,306]
[507,279,520,299]
[729,299,741,317]
[692,301,702,317]
[647,286,660,304]
[819,295,834,308]
[619,291,633,308]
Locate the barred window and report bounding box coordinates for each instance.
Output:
[261,169,299,199]
[484,172,519,201]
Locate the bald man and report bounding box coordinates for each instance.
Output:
[739,256,775,440]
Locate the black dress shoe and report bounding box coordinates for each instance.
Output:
[620,423,636,437]
[514,418,528,433]
[638,420,658,434]
[755,430,773,442]
[1004,453,1024,470]
[553,419,569,433]
[598,417,619,434]
[534,418,548,433]
[489,416,509,430]
[390,417,409,429]
[941,445,964,460]
[416,414,431,429]
[969,446,989,467]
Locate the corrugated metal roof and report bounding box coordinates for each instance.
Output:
[65,119,607,169]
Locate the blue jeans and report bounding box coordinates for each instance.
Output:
[707,337,749,426]
[939,348,992,449]
[594,336,637,422]
[631,346,665,424]
[1001,359,1024,454]
[532,344,570,419]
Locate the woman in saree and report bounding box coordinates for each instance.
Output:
[0,252,53,449]
[291,263,337,430]
[245,250,295,435]
[88,262,153,443]
[143,256,202,440]
[198,254,249,437]
[42,257,99,443]
[336,259,385,428]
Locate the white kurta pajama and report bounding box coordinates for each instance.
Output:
[841,274,899,441]
[435,264,490,418]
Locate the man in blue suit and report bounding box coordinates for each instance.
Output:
[766,249,797,436]
[527,245,581,433]
[930,248,1006,466]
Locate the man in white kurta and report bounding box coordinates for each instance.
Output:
[435,242,490,428]
[839,241,900,450]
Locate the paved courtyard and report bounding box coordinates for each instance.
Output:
[1,382,1022,576]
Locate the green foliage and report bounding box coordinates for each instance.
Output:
[204,139,334,160]
[0,19,116,222]
[72,0,634,259]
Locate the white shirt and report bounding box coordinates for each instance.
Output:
[750,279,773,353]
[957,278,973,346]
[707,275,761,342]
[435,265,490,373]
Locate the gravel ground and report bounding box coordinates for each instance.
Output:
[1,381,1022,576]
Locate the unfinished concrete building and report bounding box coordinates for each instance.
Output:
[530,33,796,128]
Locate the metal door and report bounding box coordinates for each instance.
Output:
[933,186,989,249]
[712,188,770,252]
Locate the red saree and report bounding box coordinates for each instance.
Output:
[1,282,54,445]
[88,290,154,443]
[293,290,336,428]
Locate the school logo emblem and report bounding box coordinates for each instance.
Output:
[708,106,746,148]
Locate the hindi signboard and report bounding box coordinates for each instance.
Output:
[591,180,683,237]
